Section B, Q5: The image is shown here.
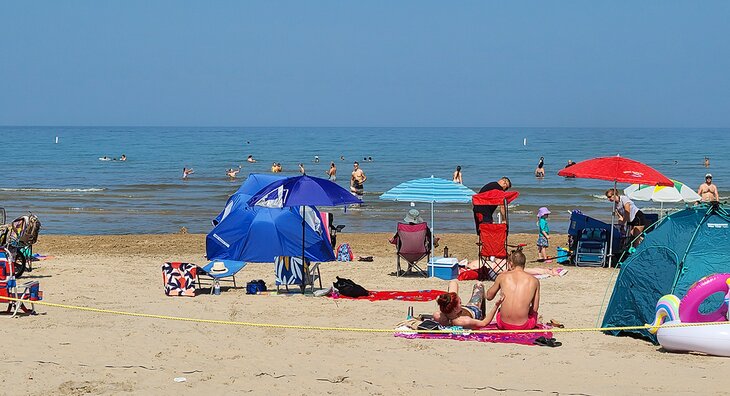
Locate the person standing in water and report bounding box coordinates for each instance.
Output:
[351,161,367,200]
[698,173,719,202]
[535,157,545,178]
[704,157,710,168]
[326,162,337,181]
[299,163,306,175]
[182,167,194,179]
[453,165,463,184]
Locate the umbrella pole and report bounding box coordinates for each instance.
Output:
[431,201,435,264]
[301,207,306,294]
[607,180,616,268]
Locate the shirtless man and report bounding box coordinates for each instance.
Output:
[698,173,719,202]
[486,250,540,330]
[351,161,367,198]
[434,281,502,329]
[182,167,194,179]
[326,162,337,181]
[247,155,256,163]
[226,166,241,179]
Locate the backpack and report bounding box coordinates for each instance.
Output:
[336,243,354,262]
[333,276,369,298]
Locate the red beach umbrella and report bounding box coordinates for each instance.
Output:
[557,156,673,187]
[558,155,672,266]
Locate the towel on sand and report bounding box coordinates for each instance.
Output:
[329,290,446,302]
[395,324,553,345]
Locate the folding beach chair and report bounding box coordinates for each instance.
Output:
[0,248,42,317]
[196,260,247,294]
[390,222,433,277]
[274,256,321,293]
[477,223,509,279]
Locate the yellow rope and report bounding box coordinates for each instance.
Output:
[2,296,728,334]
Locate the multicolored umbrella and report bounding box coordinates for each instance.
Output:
[624,180,701,203]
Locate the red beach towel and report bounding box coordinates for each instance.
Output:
[329,290,446,302]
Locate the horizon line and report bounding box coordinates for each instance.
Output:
[2,124,730,129]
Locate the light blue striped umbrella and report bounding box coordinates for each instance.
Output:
[380,176,476,252]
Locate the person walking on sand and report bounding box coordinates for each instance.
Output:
[698,173,719,202]
[487,250,541,330]
[536,207,551,262]
[453,166,463,184]
[351,161,367,200]
[326,162,337,181]
[535,157,545,178]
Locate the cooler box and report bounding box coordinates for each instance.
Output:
[556,247,570,264]
[428,257,459,280]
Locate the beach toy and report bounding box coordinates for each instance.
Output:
[648,273,730,357]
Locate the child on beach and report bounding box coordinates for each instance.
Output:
[536,207,551,263]
[487,250,540,330]
[434,281,503,329]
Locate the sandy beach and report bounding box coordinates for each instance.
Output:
[3,232,727,395]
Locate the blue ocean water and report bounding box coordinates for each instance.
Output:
[0,127,727,235]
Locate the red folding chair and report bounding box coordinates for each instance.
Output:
[390,222,433,277]
[0,248,42,317]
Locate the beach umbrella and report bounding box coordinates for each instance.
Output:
[207,173,335,263]
[624,179,701,219]
[624,179,701,203]
[557,155,673,266]
[247,175,362,287]
[379,176,476,254]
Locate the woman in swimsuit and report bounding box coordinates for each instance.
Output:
[535,157,545,178]
[453,165,463,184]
[434,281,502,329]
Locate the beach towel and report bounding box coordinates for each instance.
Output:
[395,324,553,345]
[162,262,197,297]
[31,253,55,261]
[329,290,446,302]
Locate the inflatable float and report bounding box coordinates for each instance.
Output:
[648,273,730,357]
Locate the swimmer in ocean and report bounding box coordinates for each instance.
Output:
[120,154,127,161]
[182,167,194,179]
[226,166,241,179]
[247,155,256,163]
[314,155,320,163]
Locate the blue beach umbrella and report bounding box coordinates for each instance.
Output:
[247,175,362,278]
[379,176,476,252]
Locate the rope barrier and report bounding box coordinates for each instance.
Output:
[3,296,729,335]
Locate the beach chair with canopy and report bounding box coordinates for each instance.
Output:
[390,222,434,277]
[472,189,520,278]
[0,248,42,317]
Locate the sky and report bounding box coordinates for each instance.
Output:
[1,1,729,127]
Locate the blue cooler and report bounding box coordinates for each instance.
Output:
[428,257,459,280]
[556,247,570,264]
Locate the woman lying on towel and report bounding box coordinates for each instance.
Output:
[433,281,503,329]
[461,257,566,281]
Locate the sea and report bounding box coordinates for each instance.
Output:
[0,127,727,235]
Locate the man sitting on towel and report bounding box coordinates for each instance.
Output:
[487,250,540,330]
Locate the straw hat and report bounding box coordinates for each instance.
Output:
[404,209,424,224]
[210,261,228,274]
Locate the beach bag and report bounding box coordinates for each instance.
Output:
[21,214,41,245]
[336,243,354,262]
[246,279,267,294]
[162,262,197,297]
[333,276,369,298]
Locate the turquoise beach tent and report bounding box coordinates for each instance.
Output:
[601,203,730,343]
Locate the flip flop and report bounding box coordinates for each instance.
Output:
[533,336,562,347]
[548,319,565,328]
[358,256,374,262]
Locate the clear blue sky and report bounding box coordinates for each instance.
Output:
[1,1,729,127]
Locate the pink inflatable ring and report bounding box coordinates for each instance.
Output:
[679,273,730,323]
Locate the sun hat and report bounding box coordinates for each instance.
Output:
[404,209,424,224]
[537,207,551,218]
[210,261,229,274]
[706,173,713,178]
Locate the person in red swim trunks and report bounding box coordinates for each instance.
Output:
[486,250,540,330]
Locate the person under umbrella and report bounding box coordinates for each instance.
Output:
[605,188,646,247]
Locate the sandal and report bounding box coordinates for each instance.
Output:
[548,319,565,328]
[533,336,562,347]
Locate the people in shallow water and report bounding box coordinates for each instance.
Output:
[226,166,241,179]
[182,167,194,179]
[120,154,127,161]
[247,155,256,163]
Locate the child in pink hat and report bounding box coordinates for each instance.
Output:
[536,207,551,262]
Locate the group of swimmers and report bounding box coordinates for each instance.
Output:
[99,154,127,162]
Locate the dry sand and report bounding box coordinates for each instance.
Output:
[4,232,727,395]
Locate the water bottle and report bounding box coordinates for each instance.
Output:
[725,279,730,321]
[444,246,449,258]
[214,281,221,295]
